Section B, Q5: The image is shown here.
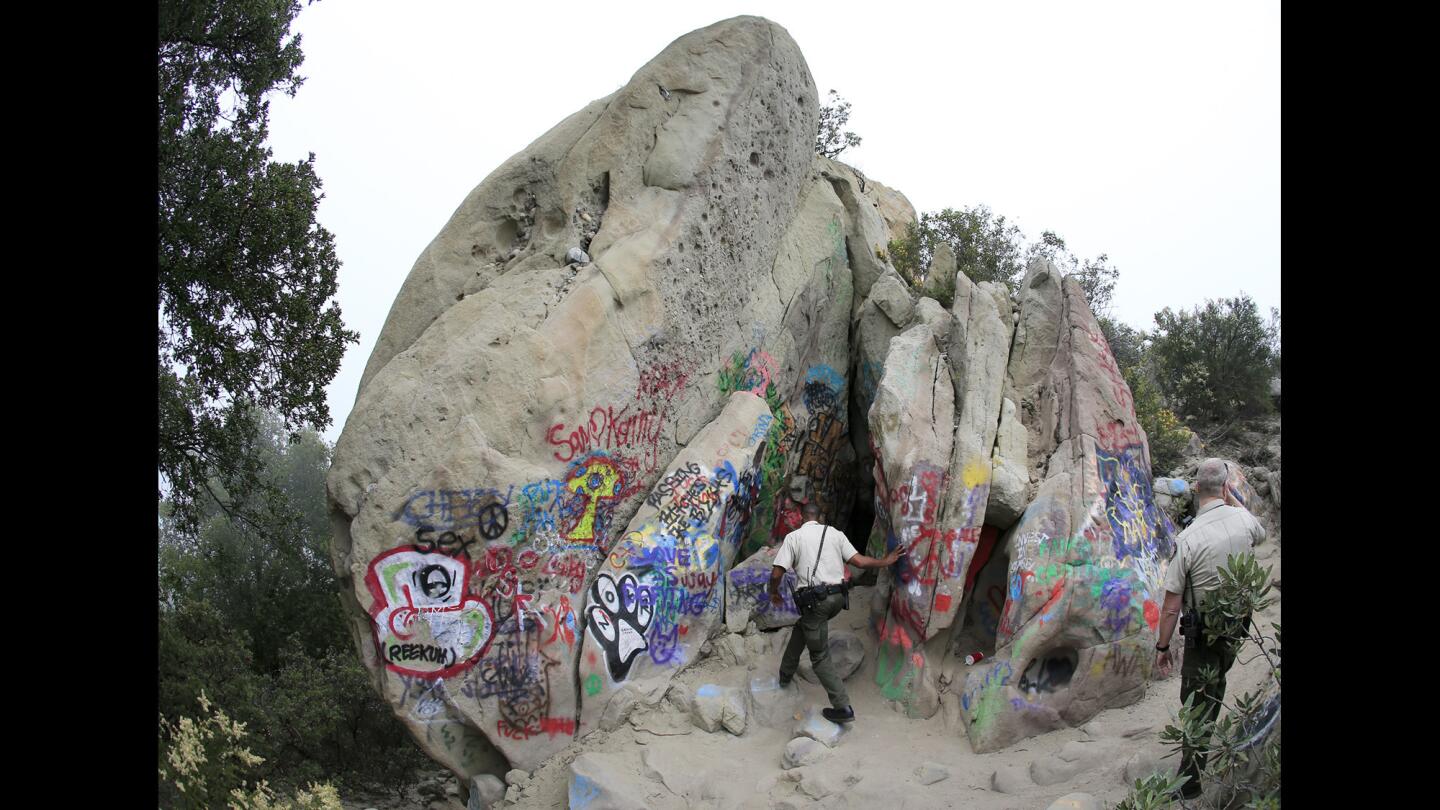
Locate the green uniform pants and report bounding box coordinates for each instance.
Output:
[779,592,849,710]
[1179,632,1241,788]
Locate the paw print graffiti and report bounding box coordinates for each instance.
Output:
[585,572,654,681]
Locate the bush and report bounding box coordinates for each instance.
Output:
[887,210,1119,312]
[887,206,1028,294]
[1149,295,1278,427]
[1126,367,1192,476]
[1126,553,1281,808]
[159,692,344,810]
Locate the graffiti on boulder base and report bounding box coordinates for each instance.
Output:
[585,572,654,681]
[366,548,496,679]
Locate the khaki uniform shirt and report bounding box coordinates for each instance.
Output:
[774,521,858,588]
[1163,499,1267,602]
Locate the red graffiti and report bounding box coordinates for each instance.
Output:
[1097,419,1143,453]
[544,597,575,647]
[1143,600,1159,630]
[888,592,929,638]
[542,552,587,594]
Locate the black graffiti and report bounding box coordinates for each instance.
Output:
[1018,652,1077,694]
[802,379,840,415]
[413,526,478,559]
[585,572,654,681]
[477,502,509,540]
[645,461,705,508]
[389,643,457,667]
[413,564,455,599]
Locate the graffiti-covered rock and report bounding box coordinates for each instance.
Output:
[726,545,799,630]
[325,10,1213,783]
[326,14,851,780]
[576,391,770,735]
[869,319,955,719]
[957,259,1178,753]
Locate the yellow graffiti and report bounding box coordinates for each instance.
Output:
[568,461,620,542]
[961,458,990,490]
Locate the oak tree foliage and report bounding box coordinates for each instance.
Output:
[1148,294,1278,428]
[159,0,357,534]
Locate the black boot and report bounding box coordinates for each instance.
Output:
[822,706,855,723]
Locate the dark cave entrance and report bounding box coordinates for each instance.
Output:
[955,524,1009,659]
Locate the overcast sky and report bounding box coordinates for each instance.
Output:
[265,1,1280,444]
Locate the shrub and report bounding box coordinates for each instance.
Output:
[159,692,344,810]
[1125,552,1281,808]
[815,90,862,158]
[1126,367,1192,476]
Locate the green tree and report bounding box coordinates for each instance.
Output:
[1126,367,1191,476]
[1027,230,1119,313]
[888,205,1028,293]
[159,416,427,796]
[1149,295,1278,428]
[1097,315,1147,375]
[159,0,358,535]
[888,211,1119,309]
[815,90,862,158]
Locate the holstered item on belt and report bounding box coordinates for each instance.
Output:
[793,581,853,613]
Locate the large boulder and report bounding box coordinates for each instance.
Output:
[957,260,1178,752]
[327,15,834,779]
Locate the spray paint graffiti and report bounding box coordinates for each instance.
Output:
[366,548,496,679]
[584,572,654,681]
[961,660,1015,731]
[729,563,797,619]
[393,487,513,537]
[1095,444,1177,561]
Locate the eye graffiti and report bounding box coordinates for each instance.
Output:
[413,564,455,600]
[585,572,654,681]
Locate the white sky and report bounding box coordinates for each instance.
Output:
[265,1,1280,444]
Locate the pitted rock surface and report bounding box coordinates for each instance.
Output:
[325,12,1244,786]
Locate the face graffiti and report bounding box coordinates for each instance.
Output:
[366,548,497,679]
[584,572,654,682]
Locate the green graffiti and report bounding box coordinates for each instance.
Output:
[585,673,601,696]
[718,349,796,557]
[876,642,914,701]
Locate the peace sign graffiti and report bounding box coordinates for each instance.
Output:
[477,502,509,540]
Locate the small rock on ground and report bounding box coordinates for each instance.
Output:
[916,761,950,785]
[1046,792,1102,810]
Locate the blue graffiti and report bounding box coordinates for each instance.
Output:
[1096,444,1177,561]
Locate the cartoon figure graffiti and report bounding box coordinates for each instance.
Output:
[584,572,655,681]
[366,548,496,679]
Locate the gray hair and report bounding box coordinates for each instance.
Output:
[1195,458,1229,499]
[803,501,822,520]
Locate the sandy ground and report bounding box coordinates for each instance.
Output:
[462,536,1281,810]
